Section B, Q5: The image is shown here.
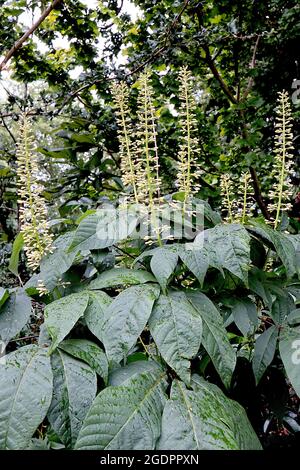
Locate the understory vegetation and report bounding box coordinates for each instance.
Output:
[0,0,299,451]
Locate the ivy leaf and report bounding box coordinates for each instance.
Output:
[89,268,155,290]
[75,370,167,450]
[0,345,53,450]
[48,350,97,448]
[187,291,236,388]
[149,291,202,384]
[157,377,262,450]
[45,292,89,354]
[0,288,31,344]
[101,284,160,363]
[59,339,108,384]
[252,325,278,384]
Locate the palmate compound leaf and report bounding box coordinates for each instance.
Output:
[47,350,97,448]
[157,376,262,450]
[148,291,202,384]
[75,369,167,450]
[45,292,90,354]
[193,223,251,285]
[187,291,236,389]
[0,288,31,344]
[0,345,53,450]
[101,284,160,364]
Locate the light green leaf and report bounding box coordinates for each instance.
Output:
[179,248,209,286]
[0,345,53,450]
[230,298,258,336]
[48,350,97,447]
[248,223,297,278]
[89,268,155,290]
[69,208,137,253]
[0,288,31,344]
[187,291,236,388]
[149,291,202,384]
[109,360,162,386]
[102,284,160,363]
[252,325,278,384]
[8,233,24,276]
[195,224,251,285]
[150,249,178,290]
[0,287,9,309]
[279,325,300,397]
[59,339,108,383]
[75,370,167,450]
[45,292,89,354]
[157,377,262,450]
[84,290,112,342]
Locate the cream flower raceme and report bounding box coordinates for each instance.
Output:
[16,114,53,271]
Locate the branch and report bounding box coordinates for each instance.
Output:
[0,0,63,72]
[202,44,238,105]
[58,0,190,111]
[242,35,261,101]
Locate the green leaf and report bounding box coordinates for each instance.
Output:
[0,345,53,450]
[248,268,273,309]
[195,224,251,285]
[75,370,167,450]
[36,232,77,292]
[48,350,97,448]
[270,293,295,325]
[69,208,137,253]
[248,223,297,277]
[45,292,89,354]
[252,325,278,384]
[8,233,24,276]
[108,360,162,386]
[179,248,209,286]
[279,325,300,397]
[187,291,236,388]
[150,248,178,290]
[287,309,300,326]
[230,298,258,336]
[149,291,202,384]
[84,290,112,343]
[59,339,108,383]
[101,284,160,363]
[0,287,9,309]
[0,289,31,344]
[89,268,155,290]
[157,377,262,450]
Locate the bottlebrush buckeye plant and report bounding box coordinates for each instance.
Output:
[0,76,299,451]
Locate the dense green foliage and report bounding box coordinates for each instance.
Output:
[0,0,300,450]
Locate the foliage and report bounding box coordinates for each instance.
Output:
[0,0,300,451]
